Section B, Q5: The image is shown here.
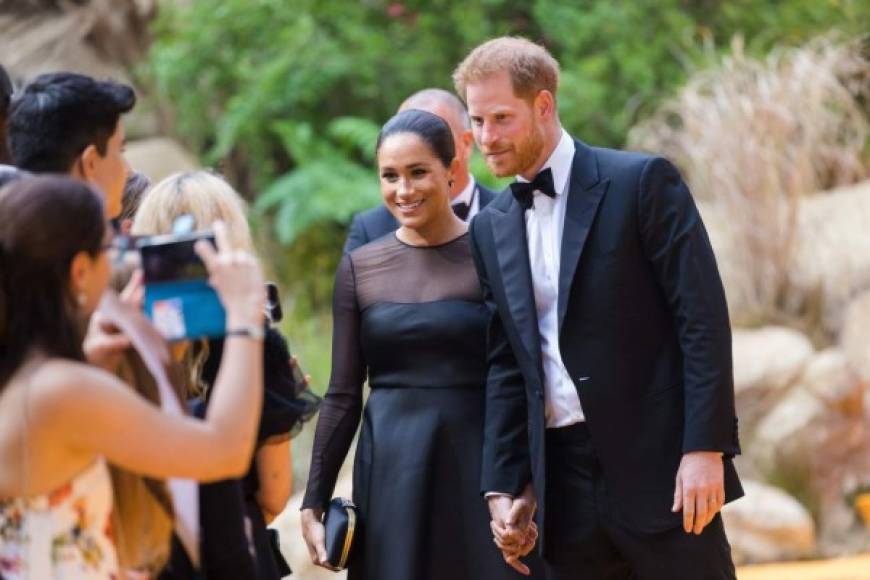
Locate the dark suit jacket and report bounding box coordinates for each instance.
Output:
[469,139,742,543]
[344,182,496,252]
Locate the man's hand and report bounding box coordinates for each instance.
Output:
[672,451,724,535]
[488,483,537,575]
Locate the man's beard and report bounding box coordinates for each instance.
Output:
[486,120,546,178]
[512,122,545,177]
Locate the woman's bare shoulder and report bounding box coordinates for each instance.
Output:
[27,359,126,417]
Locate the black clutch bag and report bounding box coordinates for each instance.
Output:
[323,497,358,569]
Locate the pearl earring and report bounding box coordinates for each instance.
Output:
[77,293,86,306]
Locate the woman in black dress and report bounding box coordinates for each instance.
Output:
[301,109,528,579]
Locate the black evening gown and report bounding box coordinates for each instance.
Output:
[303,232,525,580]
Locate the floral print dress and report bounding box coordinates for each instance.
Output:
[0,458,119,579]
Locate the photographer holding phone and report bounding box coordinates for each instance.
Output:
[0,176,265,580]
[132,170,319,580]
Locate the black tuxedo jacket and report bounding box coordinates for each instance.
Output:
[343,182,496,252]
[469,139,742,541]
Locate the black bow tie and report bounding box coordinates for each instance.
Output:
[510,168,556,210]
[451,185,477,221]
[452,202,471,221]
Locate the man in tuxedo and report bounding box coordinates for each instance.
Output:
[454,37,742,579]
[343,88,496,252]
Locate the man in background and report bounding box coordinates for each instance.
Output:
[344,88,497,252]
[7,71,134,219]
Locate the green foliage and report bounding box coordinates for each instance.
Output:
[147,0,868,331]
[253,117,382,244]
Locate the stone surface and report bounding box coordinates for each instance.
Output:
[723,480,817,564]
[701,181,870,334]
[125,138,201,184]
[788,181,870,336]
[797,348,864,416]
[732,326,815,434]
[842,290,870,385]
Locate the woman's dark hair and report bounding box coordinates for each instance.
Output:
[7,72,135,173]
[375,109,455,168]
[0,176,106,385]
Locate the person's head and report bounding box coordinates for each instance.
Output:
[0,176,110,385]
[453,36,562,179]
[7,72,135,219]
[375,109,459,231]
[131,170,253,252]
[399,88,472,197]
[118,170,151,234]
[0,65,13,165]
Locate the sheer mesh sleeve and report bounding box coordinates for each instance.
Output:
[302,254,366,510]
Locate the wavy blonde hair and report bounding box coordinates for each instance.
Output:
[131,170,254,251]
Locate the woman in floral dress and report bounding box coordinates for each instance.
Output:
[0,176,267,578]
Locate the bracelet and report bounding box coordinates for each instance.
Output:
[225,324,265,340]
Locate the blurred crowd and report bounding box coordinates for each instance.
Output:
[0,64,320,580]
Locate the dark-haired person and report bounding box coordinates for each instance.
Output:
[118,170,151,234]
[343,88,496,252]
[301,110,535,580]
[6,72,135,219]
[454,37,741,579]
[0,176,266,579]
[0,64,13,164]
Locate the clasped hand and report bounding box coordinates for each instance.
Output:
[487,483,537,576]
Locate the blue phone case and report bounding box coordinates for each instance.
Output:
[144,279,226,341]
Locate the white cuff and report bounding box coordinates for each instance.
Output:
[484,492,514,499]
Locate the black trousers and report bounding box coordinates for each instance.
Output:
[543,423,736,580]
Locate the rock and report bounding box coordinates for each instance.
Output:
[752,388,827,471]
[697,200,762,327]
[125,138,200,184]
[0,0,160,138]
[722,480,816,564]
[732,326,815,434]
[700,181,870,333]
[788,181,870,337]
[841,290,870,385]
[750,368,870,555]
[796,348,864,416]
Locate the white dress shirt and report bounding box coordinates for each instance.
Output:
[451,175,479,220]
[518,129,586,428]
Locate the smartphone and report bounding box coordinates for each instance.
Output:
[139,231,225,341]
[265,281,283,324]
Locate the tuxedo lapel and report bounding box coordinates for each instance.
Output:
[558,142,610,331]
[477,184,496,209]
[492,200,542,364]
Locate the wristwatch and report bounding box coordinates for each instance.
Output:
[225,324,265,340]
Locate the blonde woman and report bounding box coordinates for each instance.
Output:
[133,170,316,580]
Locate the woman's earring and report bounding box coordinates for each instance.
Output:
[77,293,86,306]
[448,179,455,188]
